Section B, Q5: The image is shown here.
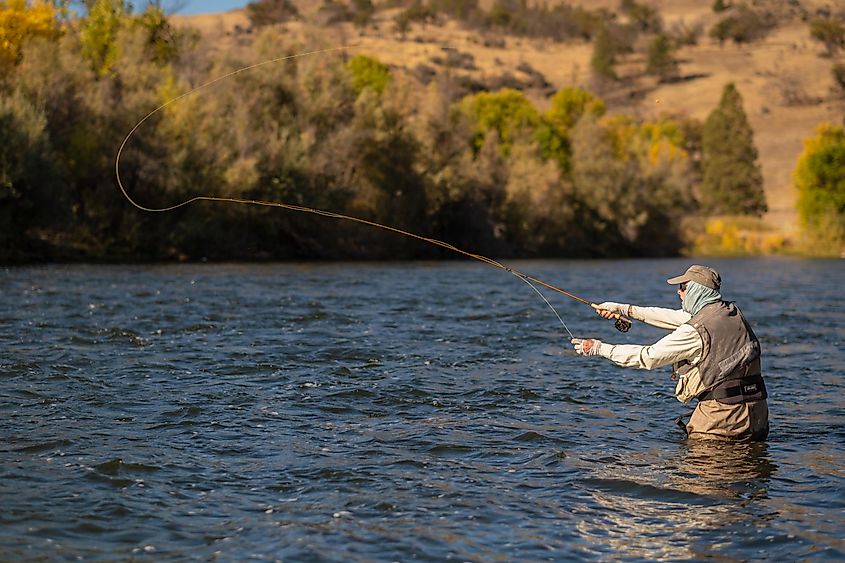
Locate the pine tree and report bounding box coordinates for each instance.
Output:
[700,83,766,215]
[646,33,677,81]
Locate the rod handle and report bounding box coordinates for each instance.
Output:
[591,304,633,333]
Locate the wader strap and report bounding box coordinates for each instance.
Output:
[698,373,767,404]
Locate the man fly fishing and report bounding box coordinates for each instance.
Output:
[571,265,769,441]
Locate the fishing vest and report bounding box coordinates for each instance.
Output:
[674,301,767,405]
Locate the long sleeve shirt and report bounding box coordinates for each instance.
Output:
[599,306,703,369]
[595,305,706,403]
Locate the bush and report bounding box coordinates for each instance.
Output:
[346,55,391,95]
[809,18,845,57]
[245,0,299,27]
[709,5,776,45]
[621,0,663,33]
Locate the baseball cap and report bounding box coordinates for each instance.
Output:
[666,265,721,290]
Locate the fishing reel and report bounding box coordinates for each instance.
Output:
[614,315,632,333]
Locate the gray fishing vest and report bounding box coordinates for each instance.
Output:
[674,301,767,405]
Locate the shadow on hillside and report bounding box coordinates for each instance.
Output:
[660,72,711,84]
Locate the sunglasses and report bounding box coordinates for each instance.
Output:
[679,282,687,292]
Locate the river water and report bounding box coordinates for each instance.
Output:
[1,258,843,561]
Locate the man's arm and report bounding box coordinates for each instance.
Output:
[628,305,692,331]
[595,301,691,330]
[593,324,702,370]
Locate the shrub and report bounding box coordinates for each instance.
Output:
[709,5,776,45]
[346,55,391,95]
[245,0,299,27]
[809,18,845,57]
[621,0,663,33]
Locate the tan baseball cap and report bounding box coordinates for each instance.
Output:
[667,265,721,290]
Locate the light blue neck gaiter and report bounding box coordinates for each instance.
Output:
[682,281,723,316]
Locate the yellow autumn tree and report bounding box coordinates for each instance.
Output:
[0,0,59,78]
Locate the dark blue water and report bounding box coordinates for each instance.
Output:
[1,258,843,561]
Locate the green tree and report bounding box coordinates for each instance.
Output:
[545,86,606,134]
[700,83,766,215]
[794,124,845,249]
[79,0,127,75]
[461,88,540,154]
[646,33,678,81]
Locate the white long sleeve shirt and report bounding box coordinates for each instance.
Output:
[595,305,706,403]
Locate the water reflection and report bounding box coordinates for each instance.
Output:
[572,440,777,559]
[675,439,777,499]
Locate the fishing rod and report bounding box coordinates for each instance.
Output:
[114,46,634,335]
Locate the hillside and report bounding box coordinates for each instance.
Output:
[171,0,845,237]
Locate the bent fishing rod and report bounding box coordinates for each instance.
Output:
[114,45,633,335]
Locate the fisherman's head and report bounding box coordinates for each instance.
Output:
[667,265,722,314]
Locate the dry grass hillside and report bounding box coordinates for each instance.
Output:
[172,0,845,238]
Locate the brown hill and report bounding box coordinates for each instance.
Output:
[172,0,845,236]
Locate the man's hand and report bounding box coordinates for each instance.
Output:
[571,338,602,356]
[594,302,628,320]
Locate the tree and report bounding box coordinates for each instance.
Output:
[545,86,606,134]
[79,0,127,75]
[700,83,766,215]
[646,33,678,81]
[794,124,845,248]
[461,88,540,155]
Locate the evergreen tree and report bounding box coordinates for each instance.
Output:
[646,33,677,81]
[700,83,766,215]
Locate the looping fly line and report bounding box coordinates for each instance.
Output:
[114,44,627,340]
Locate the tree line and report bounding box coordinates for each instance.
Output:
[0,0,840,262]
